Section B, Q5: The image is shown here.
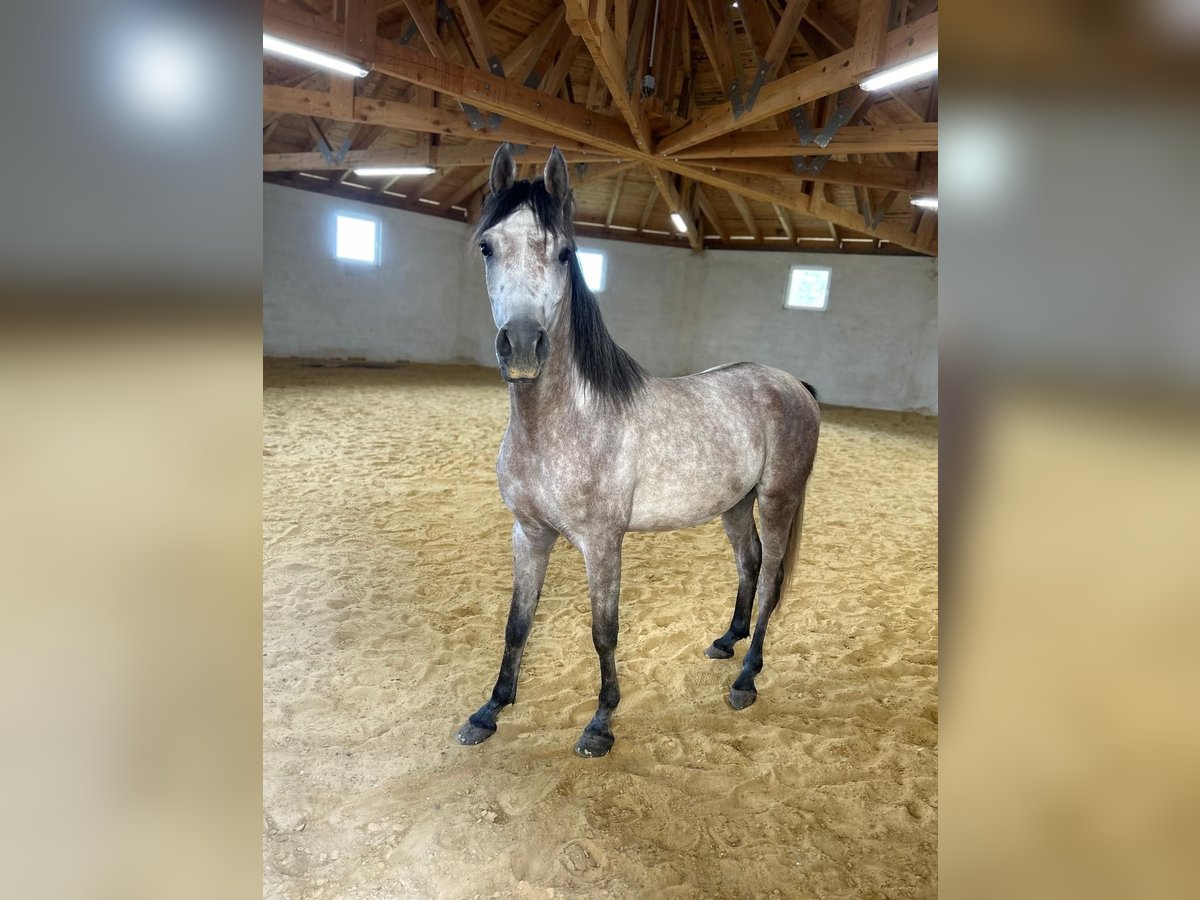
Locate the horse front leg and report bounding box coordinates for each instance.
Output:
[575,533,623,758]
[456,520,557,745]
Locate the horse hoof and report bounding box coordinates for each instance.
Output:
[455,720,496,745]
[705,643,734,659]
[574,730,615,758]
[728,688,757,710]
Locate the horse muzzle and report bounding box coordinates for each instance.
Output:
[496,318,549,383]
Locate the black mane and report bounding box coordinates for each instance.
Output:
[473,177,646,405]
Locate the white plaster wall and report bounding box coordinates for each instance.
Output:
[264,183,938,412]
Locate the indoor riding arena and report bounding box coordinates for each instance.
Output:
[263,2,938,897]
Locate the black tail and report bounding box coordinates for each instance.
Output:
[801,381,819,402]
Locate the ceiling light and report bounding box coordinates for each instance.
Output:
[353,166,437,177]
[670,212,688,233]
[910,196,938,209]
[859,51,937,92]
[263,34,369,78]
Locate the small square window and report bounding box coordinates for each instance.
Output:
[576,249,606,292]
[784,265,831,310]
[335,213,379,264]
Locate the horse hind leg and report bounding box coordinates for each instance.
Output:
[705,491,761,659]
[728,485,805,710]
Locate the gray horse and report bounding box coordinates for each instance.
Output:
[455,144,820,757]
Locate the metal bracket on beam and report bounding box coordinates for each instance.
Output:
[742,59,770,115]
[790,156,829,176]
[397,22,420,45]
[460,103,487,130]
[729,79,746,119]
[486,56,506,78]
[308,118,341,165]
[787,107,816,145]
[435,0,504,130]
[814,90,857,148]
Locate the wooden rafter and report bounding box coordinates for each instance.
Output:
[263,85,614,156]
[656,11,937,154]
[575,161,640,186]
[715,157,917,192]
[564,0,703,250]
[669,123,938,158]
[264,143,616,171]
[261,0,937,255]
[773,204,795,241]
[605,169,628,227]
[638,182,660,231]
[728,191,762,241]
[694,186,728,242]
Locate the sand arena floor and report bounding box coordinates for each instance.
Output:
[264,360,938,899]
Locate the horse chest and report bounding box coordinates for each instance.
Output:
[497,430,627,528]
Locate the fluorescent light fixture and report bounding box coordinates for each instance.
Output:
[860,51,937,92]
[670,212,688,233]
[353,166,437,177]
[263,34,369,78]
[910,196,938,209]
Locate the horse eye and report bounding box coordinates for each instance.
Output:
[557,248,572,265]
[479,241,493,258]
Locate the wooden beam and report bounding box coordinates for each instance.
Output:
[805,4,855,50]
[773,203,795,240]
[445,167,491,206]
[850,0,890,77]
[542,36,582,98]
[264,0,640,154]
[563,1,651,152]
[605,169,628,227]
[402,0,449,60]
[575,160,640,186]
[402,169,447,207]
[656,11,937,154]
[694,186,729,242]
[263,85,614,157]
[638,183,659,230]
[503,7,566,80]
[668,122,938,158]
[762,0,812,81]
[669,162,934,254]
[565,0,702,250]
[685,0,735,94]
[453,0,500,73]
[728,191,762,241]
[265,147,429,171]
[343,0,377,62]
[265,140,620,171]
[716,157,918,192]
[261,2,934,254]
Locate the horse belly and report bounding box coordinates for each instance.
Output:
[626,458,759,531]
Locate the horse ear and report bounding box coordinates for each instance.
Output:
[489,143,516,196]
[543,147,570,206]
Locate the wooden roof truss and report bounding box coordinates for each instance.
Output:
[263,0,937,255]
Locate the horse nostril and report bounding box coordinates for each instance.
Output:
[534,329,549,364]
[496,327,512,360]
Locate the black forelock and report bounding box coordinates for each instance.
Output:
[471,176,574,247]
